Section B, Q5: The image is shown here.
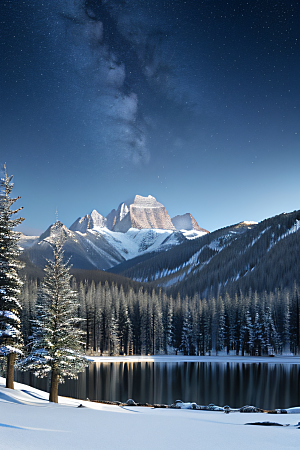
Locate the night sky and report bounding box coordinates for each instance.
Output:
[1,0,299,235]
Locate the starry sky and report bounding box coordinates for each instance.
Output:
[1,0,299,235]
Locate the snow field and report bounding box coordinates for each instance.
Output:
[1,376,300,450]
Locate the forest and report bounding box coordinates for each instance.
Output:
[20,275,300,357]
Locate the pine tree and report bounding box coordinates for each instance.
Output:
[290,283,300,355]
[19,228,86,402]
[161,292,173,354]
[116,286,131,355]
[245,309,254,355]
[0,164,24,389]
[181,308,193,355]
[202,299,212,355]
[217,297,226,354]
[283,291,291,353]
[151,289,163,355]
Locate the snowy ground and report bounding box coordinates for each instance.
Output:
[1,376,300,450]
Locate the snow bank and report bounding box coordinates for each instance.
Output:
[1,376,300,450]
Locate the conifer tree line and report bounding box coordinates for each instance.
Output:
[19,277,300,357]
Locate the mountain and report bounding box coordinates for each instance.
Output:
[70,195,179,233]
[19,194,299,302]
[109,210,300,299]
[23,222,124,270]
[171,213,208,233]
[70,210,107,232]
[22,223,205,271]
[22,193,208,271]
[91,195,177,233]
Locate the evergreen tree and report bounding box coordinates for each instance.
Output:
[290,283,300,355]
[151,289,163,354]
[20,277,38,348]
[181,308,193,355]
[0,164,24,389]
[253,294,264,356]
[283,291,291,353]
[245,309,254,355]
[202,299,212,355]
[217,297,226,354]
[101,282,113,354]
[161,292,173,354]
[171,293,183,354]
[116,286,131,355]
[19,229,86,403]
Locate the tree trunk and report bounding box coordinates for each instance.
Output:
[49,368,59,403]
[6,353,16,389]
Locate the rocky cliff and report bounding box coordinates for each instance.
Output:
[70,194,205,234]
[112,195,176,232]
[70,210,107,232]
[171,213,209,233]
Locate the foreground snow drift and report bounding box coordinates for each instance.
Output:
[1,377,300,450]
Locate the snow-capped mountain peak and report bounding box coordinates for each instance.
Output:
[22,195,210,271]
[70,210,106,232]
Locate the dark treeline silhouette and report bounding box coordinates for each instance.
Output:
[20,275,300,357]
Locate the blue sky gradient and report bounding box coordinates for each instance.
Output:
[1,0,299,234]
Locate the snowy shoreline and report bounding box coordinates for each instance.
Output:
[1,376,300,450]
[86,354,300,364]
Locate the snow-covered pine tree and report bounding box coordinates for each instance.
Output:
[0,164,24,389]
[245,309,254,355]
[283,291,291,353]
[19,226,86,403]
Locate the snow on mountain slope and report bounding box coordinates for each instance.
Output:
[19,194,209,271]
[86,227,184,260]
[181,230,208,240]
[124,221,259,285]
[19,233,39,250]
[22,221,206,271]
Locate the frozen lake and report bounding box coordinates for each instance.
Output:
[16,356,300,410]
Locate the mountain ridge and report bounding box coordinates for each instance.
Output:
[109,209,300,299]
[20,193,209,271]
[69,194,205,234]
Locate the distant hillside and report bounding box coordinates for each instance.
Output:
[108,210,300,298]
[21,222,206,272]
[19,255,147,294]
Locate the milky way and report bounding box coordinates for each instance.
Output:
[0,1,299,233]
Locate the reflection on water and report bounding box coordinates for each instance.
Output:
[16,361,300,410]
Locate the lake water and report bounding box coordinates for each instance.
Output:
[16,359,300,410]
